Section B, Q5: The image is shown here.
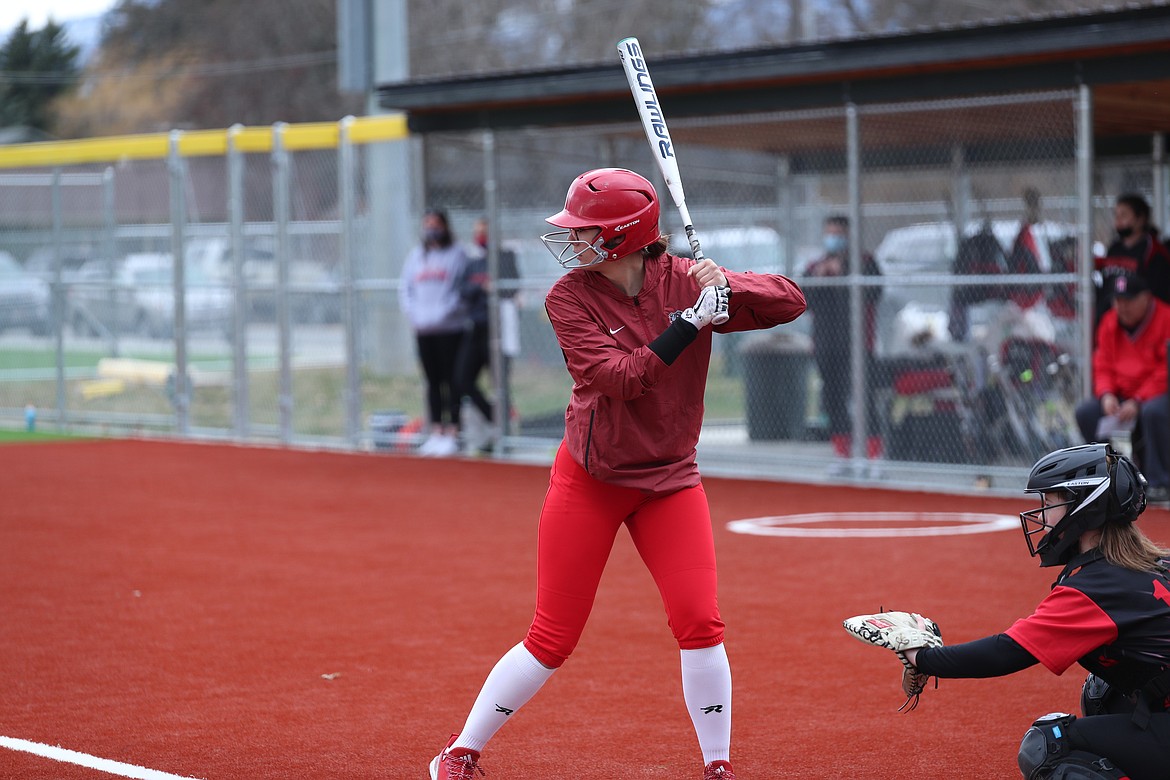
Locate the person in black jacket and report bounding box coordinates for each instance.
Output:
[803,215,883,471]
[453,217,519,452]
[1094,193,1170,328]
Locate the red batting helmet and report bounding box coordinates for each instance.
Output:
[541,168,661,269]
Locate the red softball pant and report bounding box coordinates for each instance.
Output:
[523,443,725,669]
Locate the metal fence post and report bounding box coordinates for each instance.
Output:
[950,143,970,234]
[846,101,865,465]
[339,116,362,447]
[101,167,121,356]
[51,168,66,429]
[483,128,507,450]
[168,130,190,435]
[272,122,293,444]
[228,124,250,440]
[776,155,793,276]
[1076,85,1094,400]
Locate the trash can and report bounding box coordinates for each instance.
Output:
[739,330,813,441]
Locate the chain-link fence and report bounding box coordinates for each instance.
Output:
[424,89,1106,490]
[1,92,1166,493]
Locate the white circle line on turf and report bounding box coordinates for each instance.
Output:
[726,512,1020,538]
[0,736,204,780]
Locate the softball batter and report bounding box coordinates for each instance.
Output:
[429,167,806,780]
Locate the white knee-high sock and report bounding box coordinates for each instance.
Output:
[681,643,732,765]
[452,643,555,754]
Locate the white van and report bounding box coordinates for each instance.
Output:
[669,225,788,275]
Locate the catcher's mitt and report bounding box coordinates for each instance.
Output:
[843,610,943,711]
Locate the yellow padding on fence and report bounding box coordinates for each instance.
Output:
[79,358,175,401]
[345,114,409,144]
[79,378,126,400]
[95,358,174,386]
[0,114,410,169]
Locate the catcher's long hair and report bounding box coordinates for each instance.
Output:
[1097,522,1170,573]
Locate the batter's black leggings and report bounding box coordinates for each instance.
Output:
[416,331,464,427]
[1067,712,1170,779]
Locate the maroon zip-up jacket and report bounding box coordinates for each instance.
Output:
[544,252,806,494]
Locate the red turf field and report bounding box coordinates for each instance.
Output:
[3,439,1167,779]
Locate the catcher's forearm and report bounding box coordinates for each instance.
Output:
[913,634,1038,679]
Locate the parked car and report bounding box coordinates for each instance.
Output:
[23,243,98,284]
[0,251,51,335]
[187,236,341,324]
[669,225,790,276]
[69,253,233,340]
[242,254,342,325]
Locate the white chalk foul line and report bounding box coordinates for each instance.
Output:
[0,736,204,780]
[726,512,1020,538]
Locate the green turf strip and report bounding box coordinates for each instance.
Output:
[0,428,91,443]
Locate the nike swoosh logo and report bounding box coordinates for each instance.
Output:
[609,326,625,335]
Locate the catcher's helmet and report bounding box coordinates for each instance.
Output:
[540,168,661,269]
[1020,443,1146,567]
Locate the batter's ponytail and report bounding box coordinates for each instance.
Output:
[642,234,670,258]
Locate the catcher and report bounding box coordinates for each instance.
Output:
[845,443,1170,780]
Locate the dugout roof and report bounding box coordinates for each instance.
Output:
[375,3,1170,158]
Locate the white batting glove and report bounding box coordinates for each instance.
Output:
[680,285,730,330]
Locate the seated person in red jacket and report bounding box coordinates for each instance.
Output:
[1075,271,1170,501]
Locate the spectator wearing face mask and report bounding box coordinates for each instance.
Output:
[399,209,472,457]
[1093,193,1170,329]
[802,214,883,473]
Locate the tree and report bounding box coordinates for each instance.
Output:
[404,0,1145,79]
[0,20,81,133]
[53,50,197,137]
[54,0,362,137]
[45,0,1148,137]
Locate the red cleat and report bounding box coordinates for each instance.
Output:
[703,760,737,779]
[429,734,485,779]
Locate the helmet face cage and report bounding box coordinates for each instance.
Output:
[1018,443,1146,567]
[1019,487,1079,560]
[540,168,660,270]
[539,228,611,269]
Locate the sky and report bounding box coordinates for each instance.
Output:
[0,0,116,37]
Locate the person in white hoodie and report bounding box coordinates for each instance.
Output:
[399,209,471,456]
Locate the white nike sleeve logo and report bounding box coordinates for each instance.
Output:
[609,326,625,335]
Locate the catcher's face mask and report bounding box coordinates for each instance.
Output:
[1020,489,1075,559]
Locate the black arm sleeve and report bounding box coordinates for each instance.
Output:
[647,318,698,365]
[913,634,1039,679]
